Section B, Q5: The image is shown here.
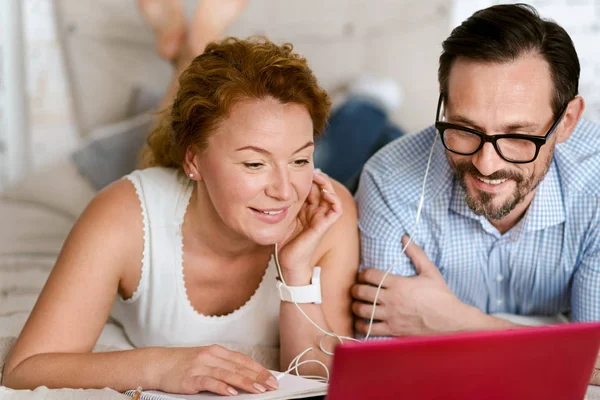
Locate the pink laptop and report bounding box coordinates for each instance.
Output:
[327,322,600,400]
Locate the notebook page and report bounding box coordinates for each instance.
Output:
[127,372,327,400]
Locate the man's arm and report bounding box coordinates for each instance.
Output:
[353,167,517,337]
[356,166,416,278]
[353,236,518,337]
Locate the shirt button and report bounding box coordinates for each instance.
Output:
[496,299,504,306]
[496,274,504,282]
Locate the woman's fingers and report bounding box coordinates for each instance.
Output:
[206,346,277,388]
[312,169,335,192]
[312,172,342,222]
[305,179,322,208]
[193,375,239,396]
[320,189,342,216]
[190,346,278,395]
[203,357,261,383]
[206,358,278,391]
[291,169,342,242]
[194,366,267,395]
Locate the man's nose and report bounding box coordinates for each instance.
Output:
[470,142,506,177]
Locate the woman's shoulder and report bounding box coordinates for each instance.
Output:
[79,177,144,241]
[82,166,184,235]
[82,166,185,246]
[50,176,146,293]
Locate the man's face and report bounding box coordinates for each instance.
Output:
[444,54,566,221]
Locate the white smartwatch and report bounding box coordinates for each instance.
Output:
[276,267,322,304]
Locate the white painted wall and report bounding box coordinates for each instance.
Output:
[22,0,79,166]
[0,0,79,190]
[0,0,29,189]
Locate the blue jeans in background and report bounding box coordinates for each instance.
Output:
[314,96,405,193]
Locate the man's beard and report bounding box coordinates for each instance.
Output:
[453,149,553,221]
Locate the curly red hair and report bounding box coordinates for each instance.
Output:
[141,36,331,169]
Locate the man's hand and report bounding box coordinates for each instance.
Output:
[351,235,482,337]
[591,352,600,386]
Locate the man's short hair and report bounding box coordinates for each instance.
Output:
[438,3,579,117]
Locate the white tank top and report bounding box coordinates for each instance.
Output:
[111,167,281,348]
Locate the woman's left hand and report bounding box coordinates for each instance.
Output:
[276,169,343,285]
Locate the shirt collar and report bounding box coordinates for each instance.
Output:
[449,160,565,236]
[520,160,565,232]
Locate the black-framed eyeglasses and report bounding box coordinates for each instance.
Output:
[434,93,568,164]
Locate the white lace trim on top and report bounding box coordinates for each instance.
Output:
[175,181,273,321]
[119,175,150,303]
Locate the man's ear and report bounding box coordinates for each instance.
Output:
[556,96,585,144]
[184,146,202,181]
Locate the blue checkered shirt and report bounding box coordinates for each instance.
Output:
[357,118,600,322]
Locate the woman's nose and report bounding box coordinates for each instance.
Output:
[265,168,293,201]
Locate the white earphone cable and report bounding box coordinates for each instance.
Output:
[276,132,438,381]
[364,134,437,339]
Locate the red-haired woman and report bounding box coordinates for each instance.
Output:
[3,2,359,396]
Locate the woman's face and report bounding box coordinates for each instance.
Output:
[195,97,315,245]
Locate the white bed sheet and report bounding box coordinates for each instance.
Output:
[0,159,131,398]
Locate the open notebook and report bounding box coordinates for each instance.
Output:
[124,372,327,400]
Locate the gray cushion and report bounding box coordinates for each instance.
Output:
[71,114,152,190]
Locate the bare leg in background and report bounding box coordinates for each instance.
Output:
[138,0,248,111]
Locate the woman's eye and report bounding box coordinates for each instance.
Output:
[294,159,310,166]
[243,162,264,169]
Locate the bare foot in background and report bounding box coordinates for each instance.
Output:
[186,0,249,57]
[146,0,249,112]
[138,0,187,61]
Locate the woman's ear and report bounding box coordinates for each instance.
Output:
[184,146,202,181]
[556,96,585,144]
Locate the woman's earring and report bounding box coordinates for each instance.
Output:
[189,173,194,179]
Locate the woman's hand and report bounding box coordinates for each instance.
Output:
[277,170,343,285]
[157,345,278,396]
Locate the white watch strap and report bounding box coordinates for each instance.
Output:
[276,267,322,304]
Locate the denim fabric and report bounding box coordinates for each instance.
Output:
[314,97,404,193]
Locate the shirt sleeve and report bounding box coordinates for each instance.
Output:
[570,219,600,322]
[356,166,418,277]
